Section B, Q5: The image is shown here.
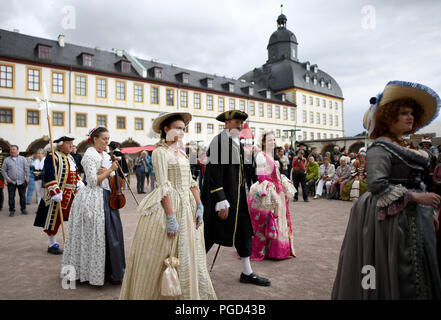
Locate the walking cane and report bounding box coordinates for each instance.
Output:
[210,244,221,272]
[36,83,66,243]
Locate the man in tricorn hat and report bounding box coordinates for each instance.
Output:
[202,110,271,286]
[34,135,84,254]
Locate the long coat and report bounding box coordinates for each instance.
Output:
[201,131,253,251]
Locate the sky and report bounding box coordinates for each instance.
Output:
[1,0,441,136]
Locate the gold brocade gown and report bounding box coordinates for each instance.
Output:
[120,144,217,300]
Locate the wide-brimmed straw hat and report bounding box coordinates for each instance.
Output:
[151,112,192,134]
[363,80,441,138]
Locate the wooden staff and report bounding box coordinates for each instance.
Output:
[113,157,139,206]
[37,83,66,243]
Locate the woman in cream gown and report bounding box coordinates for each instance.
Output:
[120,112,216,300]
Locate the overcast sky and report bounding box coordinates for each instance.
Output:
[1,0,441,136]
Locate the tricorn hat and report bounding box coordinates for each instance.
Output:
[53,135,74,144]
[216,110,248,122]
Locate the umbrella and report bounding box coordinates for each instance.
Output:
[120,145,155,154]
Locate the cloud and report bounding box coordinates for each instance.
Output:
[1,0,441,136]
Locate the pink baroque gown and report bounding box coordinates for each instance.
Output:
[247,152,296,261]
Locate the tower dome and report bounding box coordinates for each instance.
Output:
[267,13,298,62]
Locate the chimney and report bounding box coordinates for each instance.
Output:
[58,34,65,47]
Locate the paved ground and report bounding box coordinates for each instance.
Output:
[0,177,353,300]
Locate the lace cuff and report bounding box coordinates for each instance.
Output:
[215,200,230,212]
[376,184,411,220]
[137,180,176,216]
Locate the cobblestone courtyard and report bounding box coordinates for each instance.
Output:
[0,179,353,300]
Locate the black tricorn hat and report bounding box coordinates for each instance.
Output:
[216,110,248,122]
[108,141,121,149]
[53,135,74,143]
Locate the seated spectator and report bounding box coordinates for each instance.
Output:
[328,157,351,200]
[341,152,367,201]
[331,154,340,170]
[305,156,319,197]
[314,157,335,199]
[310,147,323,164]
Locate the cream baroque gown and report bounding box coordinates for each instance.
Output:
[120,143,216,300]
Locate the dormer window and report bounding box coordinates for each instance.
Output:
[37,44,51,59]
[313,77,317,85]
[313,66,318,73]
[176,72,189,84]
[207,78,213,88]
[327,82,332,89]
[122,61,131,73]
[229,83,234,92]
[266,90,271,99]
[320,79,324,87]
[80,53,93,67]
[306,63,310,71]
[249,87,254,95]
[154,68,162,79]
[305,75,310,83]
[281,93,286,101]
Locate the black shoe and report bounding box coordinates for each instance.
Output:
[239,272,271,286]
[9,211,14,217]
[21,210,28,215]
[47,244,63,255]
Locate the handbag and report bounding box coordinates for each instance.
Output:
[160,239,182,297]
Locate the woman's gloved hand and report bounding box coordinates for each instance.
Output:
[195,203,204,229]
[166,214,179,237]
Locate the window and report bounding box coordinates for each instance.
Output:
[27,68,40,91]
[116,81,125,100]
[275,129,281,138]
[283,130,288,138]
[83,54,92,67]
[322,99,326,107]
[313,78,317,85]
[275,105,280,119]
[97,115,107,127]
[330,134,334,138]
[239,100,245,112]
[229,98,235,110]
[38,45,50,59]
[166,88,174,106]
[194,93,201,109]
[96,78,107,98]
[334,102,338,110]
[135,118,144,130]
[302,95,306,105]
[180,91,188,108]
[52,72,64,94]
[52,112,64,126]
[324,133,327,139]
[283,107,288,120]
[0,65,13,88]
[317,132,321,139]
[303,111,307,123]
[258,103,264,117]
[207,78,213,88]
[154,68,162,79]
[134,84,143,102]
[182,73,189,84]
[195,122,202,133]
[219,125,225,133]
[76,113,87,127]
[335,115,339,126]
[122,61,130,73]
[310,132,314,140]
[249,102,255,116]
[316,98,320,106]
[151,86,159,104]
[218,97,225,112]
[228,83,234,92]
[309,96,313,105]
[251,127,256,136]
[207,123,214,134]
[75,75,86,96]
[329,115,333,126]
[336,134,339,138]
[290,108,295,121]
[303,131,307,140]
[328,100,332,108]
[305,75,310,83]
[27,110,39,125]
[117,116,126,129]
[328,82,332,90]
[267,105,272,118]
[207,95,213,111]
[323,113,326,125]
[321,80,324,87]
[310,111,314,123]
[316,112,320,124]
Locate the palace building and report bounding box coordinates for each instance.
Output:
[240,13,344,142]
[0,12,343,153]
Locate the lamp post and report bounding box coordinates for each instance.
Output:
[283,127,301,150]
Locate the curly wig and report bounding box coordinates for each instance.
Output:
[371,98,424,140]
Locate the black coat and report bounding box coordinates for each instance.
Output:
[201,131,253,250]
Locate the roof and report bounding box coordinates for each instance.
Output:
[240,57,343,99]
[0,29,295,106]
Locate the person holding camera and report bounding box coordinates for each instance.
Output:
[291,150,308,202]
